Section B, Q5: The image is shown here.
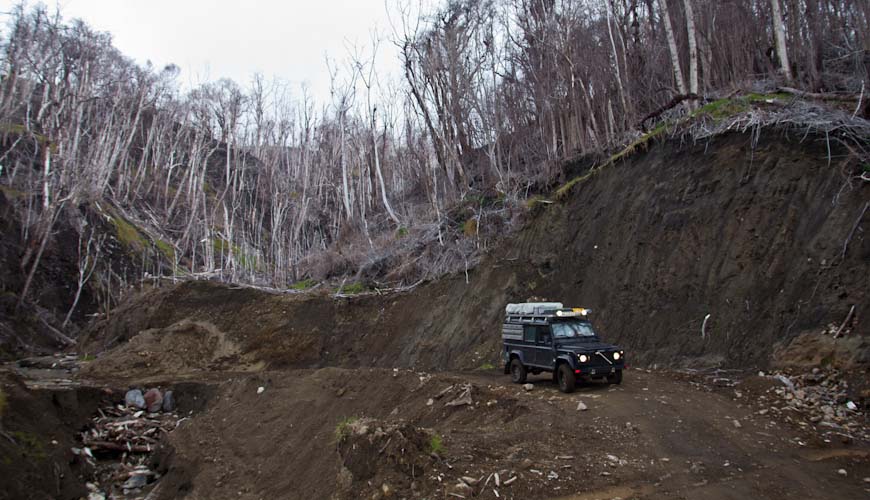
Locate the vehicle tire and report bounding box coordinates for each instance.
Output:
[557,363,576,393]
[510,358,527,384]
[607,369,623,385]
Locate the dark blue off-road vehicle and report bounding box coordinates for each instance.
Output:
[501,302,625,393]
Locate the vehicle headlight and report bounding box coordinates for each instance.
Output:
[613,352,620,360]
[578,354,588,363]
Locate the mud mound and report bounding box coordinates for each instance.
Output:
[335,417,437,499]
[773,332,870,370]
[80,320,257,379]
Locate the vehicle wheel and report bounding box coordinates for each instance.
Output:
[607,369,623,385]
[510,358,527,384]
[557,364,576,393]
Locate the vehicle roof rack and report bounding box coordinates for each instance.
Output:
[505,302,563,315]
[505,303,591,320]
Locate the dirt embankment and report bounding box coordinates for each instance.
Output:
[130,368,870,500]
[0,372,105,499]
[82,130,868,379]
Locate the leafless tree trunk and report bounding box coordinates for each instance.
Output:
[660,0,687,95]
[683,0,699,107]
[770,0,794,82]
[63,228,103,327]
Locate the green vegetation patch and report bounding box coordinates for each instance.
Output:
[554,171,595,200]
[337,282,366,295]
[0,185,25,199]
[428,433,444,455]
[462,218,478,237]
[477,362,495,370]
[289,278,317,290]
[334,416,359,441]
[110,214,148,252]
[693,92,789,120]
[212,238,255,269]
[552,92,791,201]
[0,123,55,151]
[10,431,47,462]
[154,239,176,261]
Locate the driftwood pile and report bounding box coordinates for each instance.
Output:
[74,389,181,498]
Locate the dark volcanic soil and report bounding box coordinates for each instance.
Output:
[77,367,870,500]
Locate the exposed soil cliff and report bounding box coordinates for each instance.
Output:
[82,129,869,378]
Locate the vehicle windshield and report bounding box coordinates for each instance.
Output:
[552,320,597,339]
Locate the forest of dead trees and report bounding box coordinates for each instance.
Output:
[0,1,867,309]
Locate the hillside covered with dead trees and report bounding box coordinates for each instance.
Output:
[0,0,868,356]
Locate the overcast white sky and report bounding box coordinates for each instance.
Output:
[0,0,413,104]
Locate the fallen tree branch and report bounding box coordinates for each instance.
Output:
[778,86,860,102]
[701,314,711,340]
[82,439,152,453]
[833,305,856,338]
[639,93,700,129]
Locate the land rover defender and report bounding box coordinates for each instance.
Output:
[501,302,625,393]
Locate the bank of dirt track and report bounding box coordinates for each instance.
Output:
[67,367,868,500]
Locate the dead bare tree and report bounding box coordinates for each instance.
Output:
[63,226,103,327]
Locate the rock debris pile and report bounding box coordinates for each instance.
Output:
[757,369,868,443]
[74,388,180,499]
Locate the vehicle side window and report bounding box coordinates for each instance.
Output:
[536,327,551,344]
[523,325,536,342]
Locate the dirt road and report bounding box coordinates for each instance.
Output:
[74,366,861,500]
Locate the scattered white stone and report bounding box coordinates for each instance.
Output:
[426,398,434,406]
[846,401,857,410]
[577,401,588,411]
[732,419,742,429]
[523,383,534,391]
[256,386,265,395]
[837,469,847,477]
[547,471,559,480]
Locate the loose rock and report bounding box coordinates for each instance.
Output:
[144,388,163,413]
[381,483,394,497]
[122,473,148,490]
[162,390,176,412]
[447,482,473,496]
[523,383,534,391]
[124,389,145,409]
[577,401,588,411]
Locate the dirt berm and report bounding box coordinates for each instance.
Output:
[82,130,869,379]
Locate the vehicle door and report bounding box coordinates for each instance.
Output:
[535,325,554,368]
[521,325,538,366]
